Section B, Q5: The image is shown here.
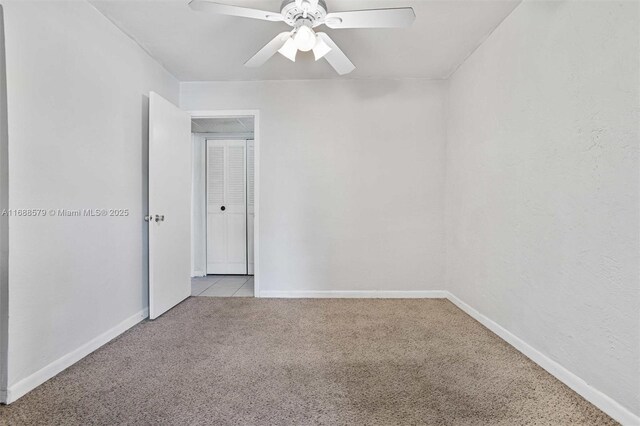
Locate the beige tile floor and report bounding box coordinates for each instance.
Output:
[191,275,254,297]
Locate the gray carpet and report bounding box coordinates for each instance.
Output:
[0,298,615,425]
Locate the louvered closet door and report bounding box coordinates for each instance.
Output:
[247,140,255,275]
[206,140,247,274]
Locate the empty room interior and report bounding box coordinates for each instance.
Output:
[0,0,638,424]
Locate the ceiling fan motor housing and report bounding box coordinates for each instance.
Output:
[280,0,327,27]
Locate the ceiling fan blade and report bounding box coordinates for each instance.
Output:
[245,32,292,67]
[316,33,355,75]
[324,8,415,29]
[189,0,284,22]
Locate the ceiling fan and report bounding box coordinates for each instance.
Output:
[188,0,415,75]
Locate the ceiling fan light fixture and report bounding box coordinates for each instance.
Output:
[189,0,416,75]
[312,34,331,60]
[293,25,316,52]
[278,37,298,62]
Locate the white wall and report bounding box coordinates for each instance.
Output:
[2,0,178,400]
[445,0,639,418]
[0,4,8,398]
[182,79,447,295]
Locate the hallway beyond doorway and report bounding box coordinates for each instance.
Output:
[191,275,254,297]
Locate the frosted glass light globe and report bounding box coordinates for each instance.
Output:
[278,37,298,62]
[294,25,316,52]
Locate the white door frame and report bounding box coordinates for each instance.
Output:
[189,110,261,297]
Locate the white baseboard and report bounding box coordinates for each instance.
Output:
[192,271,206,278]
[446,292,640,426]
[4,308,148,404]
[260,290,448,299]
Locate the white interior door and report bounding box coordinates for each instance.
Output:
[247,140,255,275]
[207,140,247,274]
[148,92,191,319]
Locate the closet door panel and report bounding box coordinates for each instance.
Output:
[206,141,226,273]
[225,141,247,274]
[247,140,255,275]
[207,214,227,268]
[206,139,247,275]
[227,214,247,269]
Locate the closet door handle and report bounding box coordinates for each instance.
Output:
[221,206,226,211]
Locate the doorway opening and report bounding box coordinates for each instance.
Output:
[189,112,259,298]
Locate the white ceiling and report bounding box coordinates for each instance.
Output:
[90,0,521,81]
[191,116,254,133]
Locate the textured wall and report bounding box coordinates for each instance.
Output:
[446,0,639,416]
[0,5,7,396]
[2,0,178,390]
[182,79,447,295]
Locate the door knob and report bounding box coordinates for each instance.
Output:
[155,214,165,222]
[221,206,226,211]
